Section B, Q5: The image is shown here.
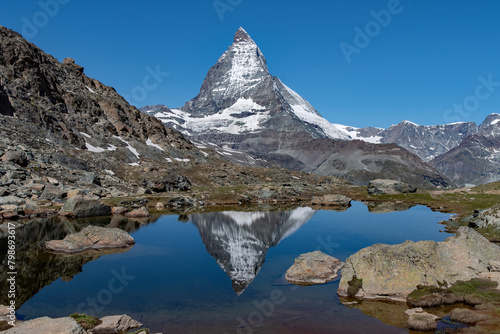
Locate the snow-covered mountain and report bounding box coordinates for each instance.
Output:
[142,27,349,140]
[189,207,315,294]
[142,28,451,188]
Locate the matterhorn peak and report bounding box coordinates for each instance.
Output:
[234,27,253,44]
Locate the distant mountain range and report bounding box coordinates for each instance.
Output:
[142,28,452,188]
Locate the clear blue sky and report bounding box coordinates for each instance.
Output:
[1,0,500,128]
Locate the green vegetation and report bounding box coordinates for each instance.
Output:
[69,313,100,330]
[449,279,500,303]
[407,285,444,301]
[347,277,363,297]
[408,278,500,307]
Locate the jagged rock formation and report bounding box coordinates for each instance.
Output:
[347,121,478,162]
[0,25,206,196]
[349,114,500,186]
[189,207,316,294]
[143,28,451,188]
[430,114,500,185]
[337,227,500,301]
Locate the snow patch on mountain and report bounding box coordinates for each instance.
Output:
[146,138,165,151]
[222,211,268,226]
[149,98,270,135]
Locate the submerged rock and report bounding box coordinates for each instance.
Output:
[367,179,417,195]
[285,250,344,285]
[45,226,135,253]
[337,227,500,300]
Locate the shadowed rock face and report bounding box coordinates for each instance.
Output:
[189,208,316,294]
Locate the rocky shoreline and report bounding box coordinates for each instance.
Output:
[0,312,152,334]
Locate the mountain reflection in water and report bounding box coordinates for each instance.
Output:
[0,215,160,308]
[8,203,452,334]
[190,207,316,294]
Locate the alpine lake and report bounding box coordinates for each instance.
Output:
[1,201,467,333]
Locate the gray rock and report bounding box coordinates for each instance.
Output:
[91,314,142,334]
[79,172,100,186]
[468,206,500,230]
[39,184,66,201]
[367,179,417,195]
[168,196,195,208]
[111,206,128,215]
[1,316,86,334]
[124,206,150,217]
[5,170,27,180]
[21,199,40,212]
[59,195,111,218]
[311,194,351,206]
[1,151,28,167]
[337,227,500,301]
[45,226,135,253]
[285,250,344,285]
[0,196,25,206]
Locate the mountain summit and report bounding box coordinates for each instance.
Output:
[150,28,348,139]
[143,28,451,188]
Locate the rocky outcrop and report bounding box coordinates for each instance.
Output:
[467,205,500,230]
[1,151,28,167]
[124,206,150,218]
[58,195,111,218]
[311,194,351,206]
[0,25,201,197]
[367,179,417,195]
[429,114,500,186]
[285,250,344,285]
[0,314,143,334]
[338,227,500,301]
[90,315,142,334]
[1,316,86,334]
[45,226,134,253]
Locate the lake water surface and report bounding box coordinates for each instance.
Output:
[7,202,453,333]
